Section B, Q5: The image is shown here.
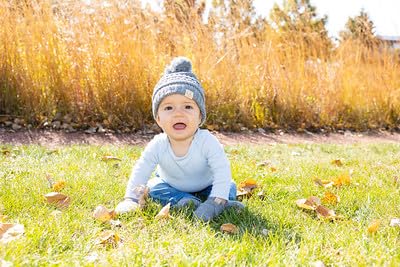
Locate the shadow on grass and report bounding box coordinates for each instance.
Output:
[207,207,302,245]
[117,201,302,246]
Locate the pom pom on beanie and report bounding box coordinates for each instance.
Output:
[152,57,206,125]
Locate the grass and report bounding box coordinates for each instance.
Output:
[1,142,400,266]
[0,1,399,130]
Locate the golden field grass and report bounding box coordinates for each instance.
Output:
[0,0,399,131]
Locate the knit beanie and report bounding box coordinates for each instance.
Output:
[152,57,206,125]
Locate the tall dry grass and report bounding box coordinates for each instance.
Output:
[0,0,399,131]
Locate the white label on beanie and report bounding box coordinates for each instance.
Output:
[184,89,194,99]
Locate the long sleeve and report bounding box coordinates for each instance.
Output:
[203,134,232,200]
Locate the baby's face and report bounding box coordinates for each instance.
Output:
[156,94,201,143]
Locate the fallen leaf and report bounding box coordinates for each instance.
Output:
[46,149,59,155]
[313,178,334,188]
[389,218,400,227]
[44,192,71,209]
[220,223,239,234]
[333,174,351,187]
[1,149,11,156]
[155,203,172,220]
[52,180,66,192]
[315,205,338,220]
[131,185,149,208]
[102,155,121,161]
[96,230,121,247]
[296,196,321,210]
[256,160,271,167]
[238,178,257,188]
[0,223,24,244]
[367,220,381,233]
[93,205,116,223]
[331,159,343,166]
[237,179,258,198]
[321,192,340,205]
[270,167,277,172]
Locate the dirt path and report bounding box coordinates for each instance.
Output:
[1,128,400,147]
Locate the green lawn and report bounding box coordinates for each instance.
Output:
[1,143,399,266]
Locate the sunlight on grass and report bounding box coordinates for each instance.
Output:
[1,143,399,265]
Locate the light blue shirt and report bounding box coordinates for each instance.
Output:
[124,129,232,200]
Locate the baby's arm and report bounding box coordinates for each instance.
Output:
[115,137,160,214]
[204,134,232,200]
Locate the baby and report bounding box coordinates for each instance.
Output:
[115,57,244,221]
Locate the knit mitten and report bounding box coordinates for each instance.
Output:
[175,198,201,209]
[194,197,227,222]
[226,200,245,210]
[115,198,140,215]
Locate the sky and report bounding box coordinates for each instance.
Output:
[142,0,400,38]
[253,0,400,38]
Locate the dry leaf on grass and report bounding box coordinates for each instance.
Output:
[44,192,71,209]
[333,174,351,187]
[237,179,258,198]
[256,160,272,167]
[93,205,116,223]
[155,203,172,220]
[220,223,239,234]
[313,178,334,188]
[52,180,66,192]
[96,230,121,247]
[331,159,343,166]
[389,218,400,227]
[102,155,121,162]
[131,185,149,208]
[1,149,10,156]
[46,149,59,155]
[315,205,340,220]
[0,223,24,244]
[296,196,321,210]
[367,219,381,233]
[321,192,340,205]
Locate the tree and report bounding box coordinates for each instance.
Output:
[339,10,378,48]
[269,0,332,58]
[208,0,267,46]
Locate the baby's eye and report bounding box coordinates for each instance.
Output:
[185,105,193,109]
[164,106,173,111]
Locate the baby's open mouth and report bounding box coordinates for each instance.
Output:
[173,123,186,130]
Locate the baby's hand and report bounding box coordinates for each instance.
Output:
[115,198,140,215]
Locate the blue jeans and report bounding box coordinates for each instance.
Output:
[149,182,237,206]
